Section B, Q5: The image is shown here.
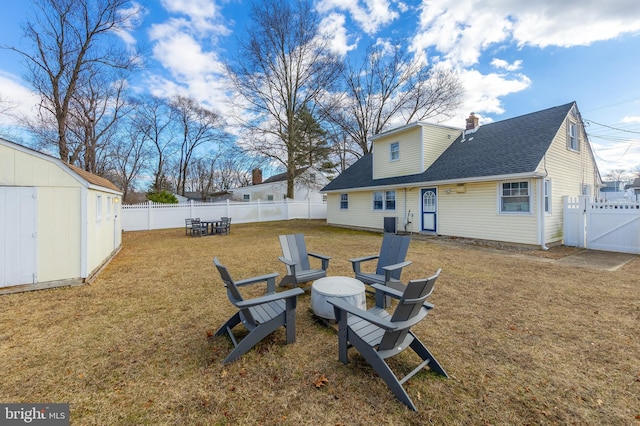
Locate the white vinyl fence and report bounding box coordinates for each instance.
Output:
[121,199,327,231]
[564,196,640,254]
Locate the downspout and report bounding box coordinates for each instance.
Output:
[538,178,549,251]
[404,188,408,232]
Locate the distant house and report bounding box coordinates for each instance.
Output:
[625,178,640,198]
[599,180,626,200]
[1,138,122,293]
[179,191,233,203]
[321,102,602,248]
[230,167,329,203]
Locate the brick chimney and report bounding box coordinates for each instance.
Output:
[252,168,263,185]
[465,113,479,130]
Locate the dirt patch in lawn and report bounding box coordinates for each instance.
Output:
[0,220,638,425]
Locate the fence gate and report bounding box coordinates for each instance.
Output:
[564,196,640,254]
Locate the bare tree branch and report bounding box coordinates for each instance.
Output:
[7,0,141,166]
[327,41,463,155]
[228,0,343,198]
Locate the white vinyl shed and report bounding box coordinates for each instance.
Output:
[0,138,122,294]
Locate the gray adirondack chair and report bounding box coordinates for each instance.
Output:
[328,269,448,411]
[278,234,331,288]
[349,233,412,305]
[212,257,304,364]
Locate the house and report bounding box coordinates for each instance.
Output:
[321,102,602,248]
[230,167,329,203]
[0,138,123,294]
[625,178,640,199]
[599,180,626,201]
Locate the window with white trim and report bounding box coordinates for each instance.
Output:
[373,190,396,210]
[568,122,579,151]
[390,142,399,161]
[106,196,112,219]
[243,194,250,201]
[373,191,383,210]
[385,190,396,210]
[340,193,348,209]
[500,181,530,213]
[544,179,551,214]
[96,195,103,222]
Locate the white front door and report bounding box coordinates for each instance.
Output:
[422,188,437,232]
[0,187,37,287]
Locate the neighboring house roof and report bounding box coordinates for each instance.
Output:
[627,178,640,189]
[322,102,577,192]
[262,167,310,184]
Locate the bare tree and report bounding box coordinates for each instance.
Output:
[66,69,130,174]
[0,95,18,116]
[107,123,150,203]
[129,96,176,193]
[169,95,229,196]
[214,146,266,191]
[228,0,343,198]
[329,41,463,155]
[7,0,141,166]
[604,169,627,183]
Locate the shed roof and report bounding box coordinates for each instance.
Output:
[66,163,121,192]
[322,102,576,192]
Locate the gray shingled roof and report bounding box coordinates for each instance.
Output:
[263,167,310,183]
[322,102,575,192]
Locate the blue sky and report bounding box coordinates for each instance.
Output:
[1,0,640,177]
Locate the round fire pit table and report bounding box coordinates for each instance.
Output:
[311,276,366,320]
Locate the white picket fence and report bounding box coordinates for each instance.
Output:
[121,199,327,231]
[564,196,640,254]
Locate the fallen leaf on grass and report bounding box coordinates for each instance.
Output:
[314,374,329,388]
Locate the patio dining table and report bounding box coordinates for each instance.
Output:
[199,219,222,235]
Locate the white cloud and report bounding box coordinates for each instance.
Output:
[621,116,640,123]
[114,1,146,47]
[159,0,229,35]
[438,68,532,127]
[411,0,640,67]
[591,139,640,175]
[0,72,40,127]
[147,2,235,112]
[491,58,522,71]
[319,13,359,57]
[316,0,399,34]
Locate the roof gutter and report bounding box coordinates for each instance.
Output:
[322,172,547,193]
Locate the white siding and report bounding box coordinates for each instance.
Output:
[86,189,120,277]
[536,111,600,244]
[327,189,419,233]
[437,182,540,245]
[373,127,423,179]
[422,125,461,170]
[37,186,83,282]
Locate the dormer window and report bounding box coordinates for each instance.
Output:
[568,122,579,151]
[390,142,399,161]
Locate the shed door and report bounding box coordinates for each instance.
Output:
[421,188,437,232]
[0,187,37,287]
